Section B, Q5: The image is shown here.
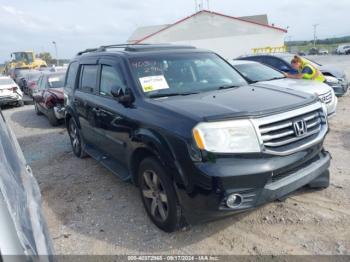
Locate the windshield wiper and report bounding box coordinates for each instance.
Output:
[149,92,198,98]
[217,85,241,90]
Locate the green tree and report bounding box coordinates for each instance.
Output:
[38,52,55,65]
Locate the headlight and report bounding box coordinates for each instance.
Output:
[325,76,340,86]
[193,120,261,153]
[321,102,328,117]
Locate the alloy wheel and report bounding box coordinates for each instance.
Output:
[69,121,80,153]
[141,170,169,222]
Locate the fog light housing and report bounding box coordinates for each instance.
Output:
[226,194,243,208]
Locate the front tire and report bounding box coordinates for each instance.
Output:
[68,118,87,158]
[138,157,183,232]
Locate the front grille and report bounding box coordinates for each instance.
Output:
[319,91,332,104]
[258,108,324,153]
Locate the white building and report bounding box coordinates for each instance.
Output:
[128,10,287,59]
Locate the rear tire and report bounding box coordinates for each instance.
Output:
[48,108,59,126]
[68,118,87,158]
[138,157,183,232]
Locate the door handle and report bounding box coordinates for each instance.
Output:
[92,107,100,113]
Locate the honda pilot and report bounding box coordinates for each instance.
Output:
[64,44,331,232]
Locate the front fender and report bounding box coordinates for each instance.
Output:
[129,128,189,186]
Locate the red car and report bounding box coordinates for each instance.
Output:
[33,72,66,126]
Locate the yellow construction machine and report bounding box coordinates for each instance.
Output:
[4,51,47,75]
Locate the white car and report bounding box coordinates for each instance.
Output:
[336,44,350,55]
[230,60,337,117]
[0,76,24,107]
[0,110,53,259]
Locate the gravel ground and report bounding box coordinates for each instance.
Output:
[2,55,350,255]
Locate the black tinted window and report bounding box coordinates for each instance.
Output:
[100,65,126,97]
[248,56,265,63]
[80,65,98,93]
[264,57,288,70]
[66,62,78,89]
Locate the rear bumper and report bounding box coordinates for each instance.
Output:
[0,95,22,105]
[176,145,330,224]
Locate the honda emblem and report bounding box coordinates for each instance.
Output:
[293,120,307,137]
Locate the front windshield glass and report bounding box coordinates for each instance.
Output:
[129,53,247,98]
[234,63,285,82]
[0,78,14,85]
[13,52,33,63]
[48,74,65,88]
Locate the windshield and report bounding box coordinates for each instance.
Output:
[234,63,285,83]
[0,78,15,85]
[129,53,247,98]
[48,74,65,88]
[13,52,34,63]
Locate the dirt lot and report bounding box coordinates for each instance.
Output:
[2,55,350,255]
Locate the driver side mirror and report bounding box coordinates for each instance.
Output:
[111,86,134,105]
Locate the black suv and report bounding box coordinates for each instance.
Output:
[64,44,331,232]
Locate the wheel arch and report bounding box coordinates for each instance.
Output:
[129,129,179,186]
[64,107,81,130]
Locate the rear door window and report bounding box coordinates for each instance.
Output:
[79,65,98,93]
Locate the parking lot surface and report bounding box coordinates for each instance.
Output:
[2,55,350,255]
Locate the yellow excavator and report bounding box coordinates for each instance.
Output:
[4,51,47,75]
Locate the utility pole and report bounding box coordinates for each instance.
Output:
[52,41,58,66]
[313,24,319,48]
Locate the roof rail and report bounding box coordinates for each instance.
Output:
[76,44,150,56]
[76,48,99,56]
[96,43,150,52]
[76,43,196,56]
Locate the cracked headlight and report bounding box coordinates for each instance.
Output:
[193,120,261,153]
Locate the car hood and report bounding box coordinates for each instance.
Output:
[259,78,331,96]
[320,65,345,79]
[152,85,316,121]
[48,87,64,100]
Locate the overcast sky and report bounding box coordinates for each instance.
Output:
[0,0,349,63]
